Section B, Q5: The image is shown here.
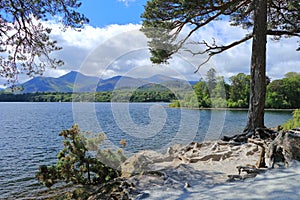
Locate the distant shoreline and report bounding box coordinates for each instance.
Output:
[0,101,295,112]
[167,106,295,112]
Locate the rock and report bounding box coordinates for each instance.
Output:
[121,151,153,178]
[167,144,184,157]
[121,150,172,177]
[266,130,300,168]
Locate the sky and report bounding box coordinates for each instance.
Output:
[78,0,145,26]
[9,0,300,84]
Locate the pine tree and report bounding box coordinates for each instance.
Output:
[141,0,299,133]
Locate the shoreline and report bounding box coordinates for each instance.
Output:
[0,101,297,112]
[30,136,300,199]
[10,130,300,199]
[167,106,295,112]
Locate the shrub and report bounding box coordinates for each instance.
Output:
[282,109,300,130]
[36,125,122,187]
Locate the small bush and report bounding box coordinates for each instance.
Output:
[36,125,122,187]
[282,109,300,130]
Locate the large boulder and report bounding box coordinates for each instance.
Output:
[266,129,300,168]
[121,150,173,177]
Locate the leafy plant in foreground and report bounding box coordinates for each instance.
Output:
[36,125,121,187]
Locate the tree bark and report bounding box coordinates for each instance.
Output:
[244,0,267,133]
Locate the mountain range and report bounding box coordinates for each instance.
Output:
[12,71,197,93]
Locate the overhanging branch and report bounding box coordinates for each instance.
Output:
[267,30,300,37]
[170,0,252,56]
[188,28,299,73]
[184,33,253,72]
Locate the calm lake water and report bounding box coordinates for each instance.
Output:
[0,102,293,198]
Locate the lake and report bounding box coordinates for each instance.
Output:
[0,102,293,198]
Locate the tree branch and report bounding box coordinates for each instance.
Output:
[267,30,300,37]
[184,33,253,72]
[174,0,251,43]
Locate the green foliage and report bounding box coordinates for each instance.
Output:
[96,148,127,171]
[182,94,199,108]
[228,73,250,108]
[0,85,178,102]
[266,72,300,109]
[283,110,300,130]
[193,80,210,107]
[206,68,217,92]
[36,165,59,188]
[173,71,300,109]
[211,98,227,108]
[169,100,181,108]
[0,81,180,102]
[173,68,229,108]
[36,125,120,188]
[211,76,227,99]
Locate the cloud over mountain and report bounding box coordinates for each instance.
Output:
[19,21,300,84]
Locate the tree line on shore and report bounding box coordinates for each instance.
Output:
[0,70,299,109]
[170,70,300,109]
[0,88,177,103]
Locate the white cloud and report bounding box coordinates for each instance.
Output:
[184,21,300,80]
[44,23,142,79]
[117,0,136,7]
[16,20,299,84]
[266,37,300,80]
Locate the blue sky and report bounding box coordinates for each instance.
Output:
[78,0,146,27]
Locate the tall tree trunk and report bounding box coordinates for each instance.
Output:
[244,0,267,133]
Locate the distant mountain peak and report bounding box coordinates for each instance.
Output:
[144,74,178,83]
[13,72,195,93]
[58,71,79,81]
